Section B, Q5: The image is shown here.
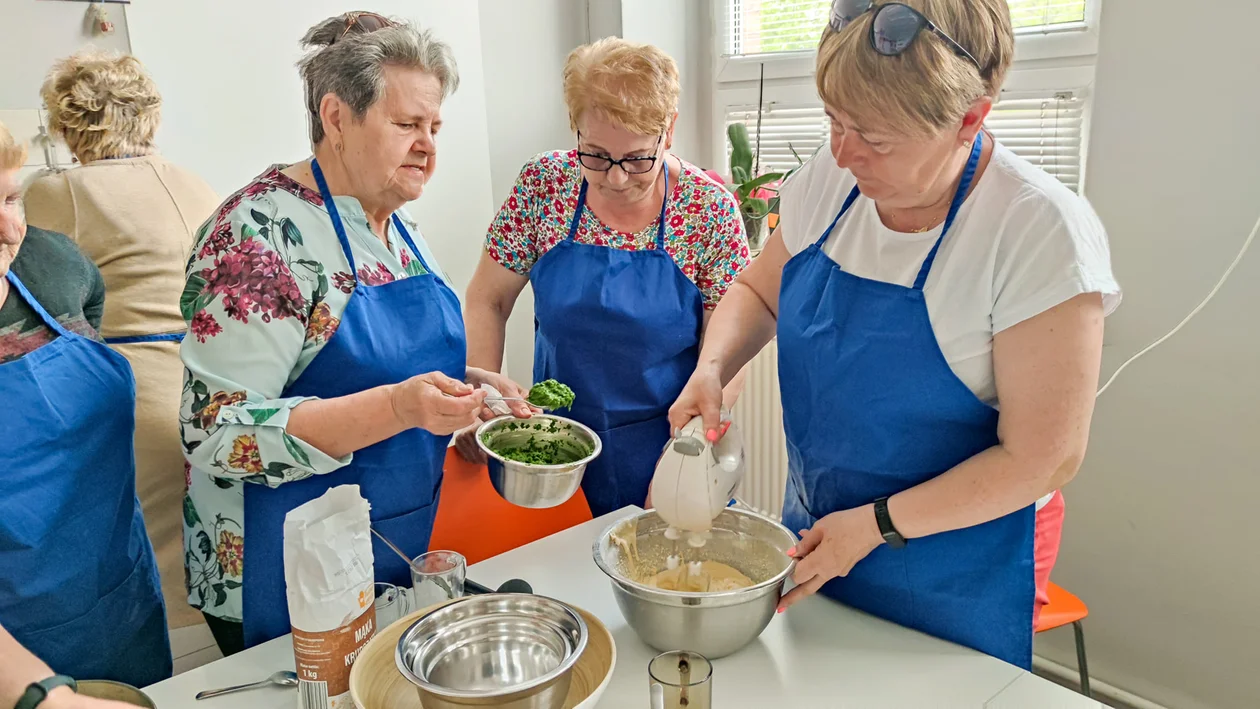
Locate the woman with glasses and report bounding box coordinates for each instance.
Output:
[179,12,532,655]
[669,0,1120,668]
[459,38,750,519]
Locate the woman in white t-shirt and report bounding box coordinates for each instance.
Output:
[668,0,1120,669]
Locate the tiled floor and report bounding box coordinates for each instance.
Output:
[170,623,223,675]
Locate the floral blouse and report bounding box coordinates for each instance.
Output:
[179,165,447,622]
[485,150,750,309]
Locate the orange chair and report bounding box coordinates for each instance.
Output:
[1035,582,1091,697]
[428,448,593,566]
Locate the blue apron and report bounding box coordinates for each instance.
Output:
[0,272,171,685]
[105,332,185,345]
[530,166,703,518]
[777,135,1036,669]
[240,159,467,647]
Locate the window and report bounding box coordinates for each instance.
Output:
[724,0,1090,57]
[713,1,1100,193]
[723,90,1085,191]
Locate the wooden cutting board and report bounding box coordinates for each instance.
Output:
[349,600,615,709]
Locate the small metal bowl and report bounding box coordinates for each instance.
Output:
[396,594,588,709]
[75,680,156,708]
[476,414,601,508]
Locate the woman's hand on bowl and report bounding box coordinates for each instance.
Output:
[453,423,486,464]
[390,371,486,435]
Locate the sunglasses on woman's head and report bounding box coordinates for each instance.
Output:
[829,0,980,68]
[333,11,396,44]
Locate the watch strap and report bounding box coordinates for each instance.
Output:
[14,675,77,709]
[873,497,906,549]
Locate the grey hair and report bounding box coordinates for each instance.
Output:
[298,13,460,145]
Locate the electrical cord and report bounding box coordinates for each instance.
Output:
[1096,209,1259,397]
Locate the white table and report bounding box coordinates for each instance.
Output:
[144,508,1106,708]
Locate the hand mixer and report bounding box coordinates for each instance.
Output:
[647,414,746,590]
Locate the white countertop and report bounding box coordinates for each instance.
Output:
[143,507,1106,708]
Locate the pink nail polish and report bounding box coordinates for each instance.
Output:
[777,607,784,614]
[705,429,718,442]
[786,547,796,556]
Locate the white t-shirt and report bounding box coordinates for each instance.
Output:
[779,141,1122,406]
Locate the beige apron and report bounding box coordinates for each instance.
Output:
[24,155,220,631]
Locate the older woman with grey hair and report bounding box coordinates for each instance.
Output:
[179,11,532,654]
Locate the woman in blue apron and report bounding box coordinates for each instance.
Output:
[24,50,222,638]
[459,37,751,518]
[669,0,1120,669]
[177,14,531,654]
[0,122,171,688]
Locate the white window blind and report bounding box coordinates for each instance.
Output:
[724,0,1089,56]
[724,104,828,174]
[724,90,1085,191]
[984,91,1085,192]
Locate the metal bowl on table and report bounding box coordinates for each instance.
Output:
[593,507,797,659]
[476,414,601,508]
[75,681,156,708]
[395,593,588,709]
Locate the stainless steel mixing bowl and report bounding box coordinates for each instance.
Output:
[593,507,797,659]
[476,414,601,508]
[395,593,588,709]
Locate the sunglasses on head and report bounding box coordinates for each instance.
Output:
[332,11,396,44]
[829,0,979,68]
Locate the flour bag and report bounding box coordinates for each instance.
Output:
[284,484,376,709]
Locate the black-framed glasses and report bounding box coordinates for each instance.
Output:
[829,0,979,69]
[332,11,396,44]
[576,132,663,174]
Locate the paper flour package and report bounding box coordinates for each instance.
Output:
[283,484,376,709]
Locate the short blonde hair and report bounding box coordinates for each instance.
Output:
[563,37,680,136]
[0,121,27,170]
[816,0,1014,139]
[41,51,161,163]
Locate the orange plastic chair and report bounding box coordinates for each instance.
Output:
[1035,582,1091,697]
[428,448,593,567]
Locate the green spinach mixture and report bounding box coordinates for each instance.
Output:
[483,419,592,466]
[527,379,575,409]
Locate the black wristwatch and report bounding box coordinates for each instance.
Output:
[14,675,76,709]
[873,497,906,549]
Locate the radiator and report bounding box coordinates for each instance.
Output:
[731,339,789,522]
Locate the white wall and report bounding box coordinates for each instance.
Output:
[0,0,132,109]
[1038,1,1260,707]
[621,0,713,167]
[477,0,589,383]
[0,0,132,182]
[125,1,495,298]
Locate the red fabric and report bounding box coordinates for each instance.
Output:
[1032,490,1065,629]
[428,449,593,565]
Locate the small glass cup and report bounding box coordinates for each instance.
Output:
[410,550,465,608]
[649,650,712,709]
[373,582,411,629]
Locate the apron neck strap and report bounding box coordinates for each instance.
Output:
[566,159,672,250]
[5,271,73,338]
[912,132,984,291]
[389,214,444,285]
[311,158,359,281]
[813,186,863,249]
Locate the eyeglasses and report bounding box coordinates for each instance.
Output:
[333,11,396,44]
[576,132,663,175]
[829,0,979,69]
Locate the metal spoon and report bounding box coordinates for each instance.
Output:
[195,670,297,700]
[483,396,550,411]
